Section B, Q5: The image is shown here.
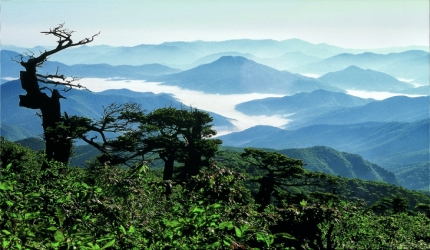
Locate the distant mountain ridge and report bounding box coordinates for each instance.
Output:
[218,119,429,168]
[293,50,429,85]
[279,146,398,185]
[236,93,428,129]
[154,56,341,94]
[0,80,235,142]
[14,137,398,186]
[235,89,372,117]
[317,66,413,92]
[284,96,429,129]
[1,50,181,81]
[3,39,428,70]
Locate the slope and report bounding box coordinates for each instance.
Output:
[317,66,413,92]
[218,120,429,167]
[293,50,429,85]
[284,96,429,129]
[154,56,341,94]
[235,89,372,117]
[1,80,235,141]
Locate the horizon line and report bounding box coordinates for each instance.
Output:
[3,37,429,51]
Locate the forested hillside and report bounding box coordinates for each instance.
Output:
[2,137,430,249]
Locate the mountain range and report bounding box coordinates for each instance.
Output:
[153,56,341,94]
[218,119,429,169]
[235,89,373,118]
[317,66,413,92]
[0,39,355,67]
[284,96,429,129]
[236,92,428,129]
[4,39,428,71]
[1,50,181,82]
[2,39,428,191]
[217,119,429,191]
[14,137,398,186]
[292,50,429,86]
[0,80,235,141]
[278,146,398,185]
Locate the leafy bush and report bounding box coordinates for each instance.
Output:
[1,139,429,249]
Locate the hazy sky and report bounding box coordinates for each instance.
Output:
[2,0,429,49]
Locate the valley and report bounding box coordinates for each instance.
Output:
[1,38,429,192]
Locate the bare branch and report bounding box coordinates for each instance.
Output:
[21,23,100,68]
[36,71,87,91]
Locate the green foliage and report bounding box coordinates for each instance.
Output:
[216,148,430,210]
[1,139,430,249]
[240,148,306,210]
[0,137,43,173]
[322,200,430,249]
[91,105,222,183]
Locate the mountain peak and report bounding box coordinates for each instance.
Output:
[214,56,252,64]
[318,66,412,92]
[344,65,363,71]
[156,56,337,94]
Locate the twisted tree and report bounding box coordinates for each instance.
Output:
[16,24,99,166]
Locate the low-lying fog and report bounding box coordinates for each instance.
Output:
[79,78,290,135]
[78,78,424,135]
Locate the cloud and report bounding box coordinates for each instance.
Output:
[78,78,290,134]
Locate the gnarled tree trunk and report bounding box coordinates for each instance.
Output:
[19,69,70,165]
[16,24,99,167]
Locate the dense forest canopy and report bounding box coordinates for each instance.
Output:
[1,137,430,249]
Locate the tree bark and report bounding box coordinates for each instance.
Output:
[19,70,71,166]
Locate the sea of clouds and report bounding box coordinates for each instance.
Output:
[78,78,424,135]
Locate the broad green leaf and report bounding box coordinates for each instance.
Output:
[54,230,65,242]
[240,224,249,234]
[164,220,180,227]
[0,181,13,191]
[119,225,126,235]
[6,163,12,172]
[223,239,231,246]
[210,241,221,248]
[24,213,32,220]
[213,203,221,208]
[278,232,296,240]
[300,199,307,207]
[129,225,135,233]
[56,207,66,227]
[235,226,242,238]
[219,221,234,230]
[1,230,11,235]
[192,206,204,213]
[256,232,267,242]
[2,239,11,248]
[101,239,115,249]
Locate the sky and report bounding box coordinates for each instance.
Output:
[2,0,429,49]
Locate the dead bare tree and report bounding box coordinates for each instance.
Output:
[17,24,99,167]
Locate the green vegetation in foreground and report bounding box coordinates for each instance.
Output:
[1,138,430,249]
